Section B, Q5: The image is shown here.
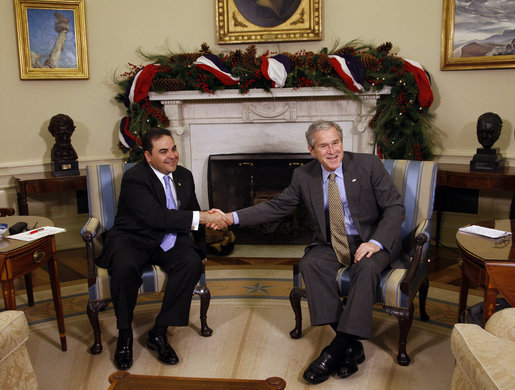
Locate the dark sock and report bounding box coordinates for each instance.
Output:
[325,332,353,359]
[152,325,168,337]
[118,328,132,340]
[330,322,338,332]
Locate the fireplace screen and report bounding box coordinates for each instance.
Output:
[208,153,315,245]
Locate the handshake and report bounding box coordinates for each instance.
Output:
[199,209,234,230]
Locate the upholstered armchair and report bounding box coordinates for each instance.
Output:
[289,159,438,366]
[80,163,212,355]
[451,308,515,390]
[0,310,38,389]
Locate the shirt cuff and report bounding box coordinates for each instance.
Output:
[369,239,383,250]
[191,211,200,230]
[232,211,240,225]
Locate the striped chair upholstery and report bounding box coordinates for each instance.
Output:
[80,163,212,355]
[290,159,438,366]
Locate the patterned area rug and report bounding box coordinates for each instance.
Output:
[9,268,477,329]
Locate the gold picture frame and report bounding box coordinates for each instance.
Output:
[14,0,89,79]
[216,0,321,44]
[441,0,515,70]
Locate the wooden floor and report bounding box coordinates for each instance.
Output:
[13,242,473,295]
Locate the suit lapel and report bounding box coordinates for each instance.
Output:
[172,169,186,210]
[307,161,327,242]
[343,153,361,233]
[145,162,167,206]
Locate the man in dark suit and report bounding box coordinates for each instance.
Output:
[98,127,229,370]
[223,120,405,384]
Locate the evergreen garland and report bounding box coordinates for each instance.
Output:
[115,42,436,162]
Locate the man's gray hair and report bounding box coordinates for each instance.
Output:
[305,120,343,148]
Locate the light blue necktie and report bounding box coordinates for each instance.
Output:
[160,175,177,252]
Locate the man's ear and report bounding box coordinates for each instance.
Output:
[308,146,316,158]
[144,150,151,163]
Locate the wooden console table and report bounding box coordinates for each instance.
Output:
[108,371,286,389]
[14,170,86,215]
[456,219,515,326]
[436,164,515,245]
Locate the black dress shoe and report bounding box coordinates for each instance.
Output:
[303,348,341,385]
[337,340,365,378]
[114,336,133,370]
[147,330,179,365]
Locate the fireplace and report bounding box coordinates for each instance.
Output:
[149,87,390,210]
[208,153,314,244]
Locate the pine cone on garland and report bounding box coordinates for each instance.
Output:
[377,41,393,53]
[169,53,201,64]
[317,53,333,74]
[361,53,382,72]
[152,78,186,92]
[284,52,301,68]
[305,52,316,71]
[334,46,355,57]
[200,42,212,55]
[228,49,243,66]
[242,44,258,69]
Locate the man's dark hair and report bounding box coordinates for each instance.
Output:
[142,128,173,154]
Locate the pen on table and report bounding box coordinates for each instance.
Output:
[29,227,44,235]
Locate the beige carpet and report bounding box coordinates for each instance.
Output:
[26,296,455,390]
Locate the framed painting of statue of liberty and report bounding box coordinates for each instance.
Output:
[216,0,322,44]
[14,0,89,79]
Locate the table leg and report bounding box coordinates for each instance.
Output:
[457,260,469,322]
[1,279,17,310]
[47,251,67,351]
[24,274,35,306]
[15,181,29,215]
[483,280,498,326]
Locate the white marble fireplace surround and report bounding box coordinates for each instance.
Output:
[149,87,390,209]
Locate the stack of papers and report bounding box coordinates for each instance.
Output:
[458,225,511,239]
[6,226,66,241]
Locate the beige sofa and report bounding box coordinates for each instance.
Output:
[451,308,515,390]
[0,310,38,389]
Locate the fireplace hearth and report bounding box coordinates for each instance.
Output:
[208,153,315,245]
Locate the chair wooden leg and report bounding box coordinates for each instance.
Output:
[386,304,413,366]
[87,299,110,354]
[418,276,430,321]
[289,287,306,339]
[24,273,35,306]
[194,285,213,337]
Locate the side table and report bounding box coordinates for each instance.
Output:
[456,219,515,326]
[15,170,86,215]
[0,216,67,351]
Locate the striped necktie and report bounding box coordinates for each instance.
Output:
[328,173,351,266]
[160,175,177,252]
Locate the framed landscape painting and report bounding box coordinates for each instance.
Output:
[441,0,515,70]
[216,0,322,44]
[14,0,89,79]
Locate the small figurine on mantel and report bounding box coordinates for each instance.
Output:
[48,113,80,176]
[470,112,505,171]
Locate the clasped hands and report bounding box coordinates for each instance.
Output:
[199,209,234,230]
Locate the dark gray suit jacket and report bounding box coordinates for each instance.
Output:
[237,152,406,268]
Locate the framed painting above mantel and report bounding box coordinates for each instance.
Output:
[441,0,515,70]
[14,0,89,79]
[216,0,321,44]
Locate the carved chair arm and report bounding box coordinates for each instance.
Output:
[80,217,100,283]
[400,223,430,297]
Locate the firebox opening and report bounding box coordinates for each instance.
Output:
[208,153,315,245]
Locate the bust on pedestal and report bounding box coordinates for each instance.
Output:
[470,112,505,171]
[48,114,79,176]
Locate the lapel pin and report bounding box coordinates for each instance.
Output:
[352,178,357,182]
[178,182,182,187]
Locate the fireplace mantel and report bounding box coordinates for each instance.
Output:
[149,87,390,209]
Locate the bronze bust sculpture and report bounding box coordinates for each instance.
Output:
[48,114,79,176]
[476,112,502,150]
[470,112,504,171]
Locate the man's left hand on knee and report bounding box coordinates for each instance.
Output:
[354,242,380,263]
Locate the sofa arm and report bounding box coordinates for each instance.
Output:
[80,217,99,240]
[484,307,515,342]
[80,217,100,283]
[0,311,38,389]
[451,323,515,390]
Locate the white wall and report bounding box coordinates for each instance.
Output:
[1,0,513,248]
